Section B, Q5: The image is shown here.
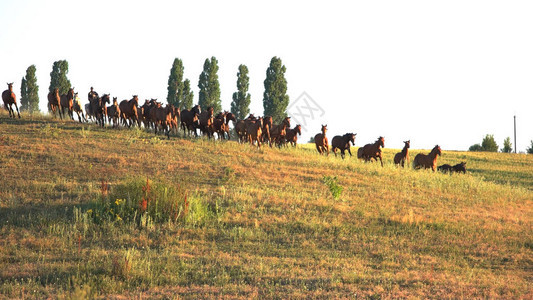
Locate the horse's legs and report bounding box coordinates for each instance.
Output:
[348,148,352,157]
[316,143,322,154]
[341,149,345,159]
[14,103,21,118]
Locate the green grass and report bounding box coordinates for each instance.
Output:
[0,113,532,298]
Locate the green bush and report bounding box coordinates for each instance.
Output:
[322,176,343,200]
[469,134,498,152]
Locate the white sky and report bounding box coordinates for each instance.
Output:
[1,0,532,151]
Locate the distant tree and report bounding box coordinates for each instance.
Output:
[308,136,315,143]
[526,140,533,154]
[469,143,483,151]
[231,64,251,120]
[180,79,194,110]
[481,134,498,152]
[20,65,40,114]
[20,77,28,111]
[49,60,71,95]
[167,58,184,107]
[263,56,289,123]
[501,137,512,153]
[198,57,221,112]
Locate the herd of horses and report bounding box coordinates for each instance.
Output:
[2,83,466,173]
[313,124,466,173]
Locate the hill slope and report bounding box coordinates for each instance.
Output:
[0,115,532,298]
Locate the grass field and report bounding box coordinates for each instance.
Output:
[0,113,532,299]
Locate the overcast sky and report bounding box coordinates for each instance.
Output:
[1,0,532,151]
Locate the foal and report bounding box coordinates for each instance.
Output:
[394,140,410,168]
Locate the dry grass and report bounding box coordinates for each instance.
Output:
[0,113,532,299]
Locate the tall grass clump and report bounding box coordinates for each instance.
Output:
[88,177,211,227]
[322,175,343,200]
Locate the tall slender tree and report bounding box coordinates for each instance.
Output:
[198,56,221,112]
[21,65,40,113]
[180,79,194,110]
[166,58,184,107]
[231,64,251,120]
[49,60,71,95]
[20,77,28,111]
[263,56,289,123]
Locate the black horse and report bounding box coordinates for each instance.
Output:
[331,133,357,159]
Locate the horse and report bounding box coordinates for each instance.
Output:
[86,89,99,122]
[437,164,452,174]
[198,106,214,138]
[261,116,273,145]
[246,117,263,148]
[357,136,385,167]
[269,117,291,147]
[394,140,410,168]
[59,87,75,120]
[72,93,87,123]
[314,125,329,155]
[119,95,139,127]
[107,97,121,127]
[224,112,237,140]
[213,112,227,140]
[170,106,181,135]
[413,145,442,171]
[235,114,256,143]
[285,124,302,147]
[331,133,357,159]
[180,105,201,137]
[47,88,61,119]
[151,104,173,139]
[451,162,467,174]
[2,83,20,118]
[93,94,110,126]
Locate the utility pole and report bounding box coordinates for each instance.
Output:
[514,115,517,153]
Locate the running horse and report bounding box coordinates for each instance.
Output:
[47,88,61,119]
[2,83,20,118]
[331,133,357,159]
[394,140,410,168]
[413,145,442,171]
[119,95,139,127]
[314,125,329,155]
[357,136,385,166]
[60,87,75,120]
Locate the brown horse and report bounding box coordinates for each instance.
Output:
[261,116,273,145]
[199,106,214,138]
[59,88,75,120]
[107,97,121,127]
[269,117,291,147]
[331,133,357,159]
[235,114,256,143]
[451,162,467,174]
[119,95,139,127]
[151,105,173,139]
[413,145,442,171]
[394,140,410,168]
[213,112,227,140]
[285,124,302,147]
[247,117,263,148]
[224,112,237,140]
[357,136,385,166]
[180,105,201,137]
[314,125,329,155]
[2,83,20,118]
[47,88,61,119]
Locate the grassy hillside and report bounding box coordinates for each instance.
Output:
[0,114,532,299]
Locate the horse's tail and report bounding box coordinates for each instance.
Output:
[357,147,364,159]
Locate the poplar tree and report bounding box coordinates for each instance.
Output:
[231,64,251,120]
[198,57,221,112]
[167,58,184,107]
[49,60,71,95]
[21,65,40,113]
[263,56,289,123]
[180,79,194,110]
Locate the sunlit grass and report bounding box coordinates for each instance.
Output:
[0,113,531,298]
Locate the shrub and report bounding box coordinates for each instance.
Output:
[469,143,482,151]
[88,178,203,227]
[322,176,343,200]
[501,137,512,153]
[481,134,498,152]
[527,140,533,154]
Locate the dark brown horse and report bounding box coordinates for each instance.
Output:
[451,162,467,174]
[224,112,237,140]
[285,124,302,147]
[93,94,110,126]
[180,105,201,136]
[213,112,227,140]
[107,97,121,127]
[151,105,173,139]
[235,114,256,143]
[59,87,75,120]
[331,133,357,159]
[394,140,410,168]
[414,145,442,171]
[199,106,214,138]
[314,125,329,155]
[119,95,139,127]
[261,116,273,145]
[357,136,385,166]
[47,88,61,119]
